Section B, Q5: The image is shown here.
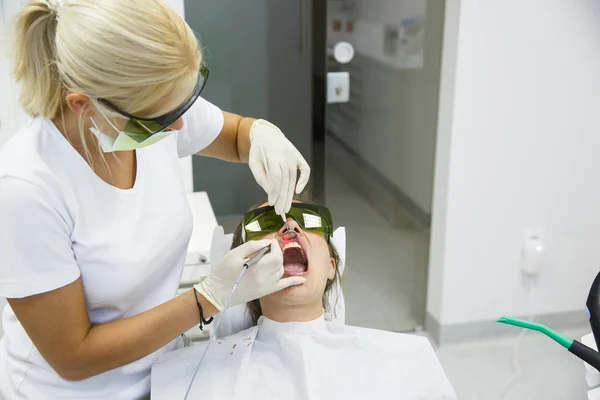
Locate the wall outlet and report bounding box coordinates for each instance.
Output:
[327,72,350,104]
[521,228,545,276]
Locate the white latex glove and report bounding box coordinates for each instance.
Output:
[194,239,305,312]
[248,119,311,215]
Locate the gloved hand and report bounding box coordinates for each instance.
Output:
[248,119,311,215]
[194,239,306,312]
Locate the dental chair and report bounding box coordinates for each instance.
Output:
[208,226,348,339]
[152,226,457,399]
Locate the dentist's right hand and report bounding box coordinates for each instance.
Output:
[194,239,306,312]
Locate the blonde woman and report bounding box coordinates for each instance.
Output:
[0,0,310,398]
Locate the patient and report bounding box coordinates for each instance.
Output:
[151,201,456,400]
[233,200,342,327]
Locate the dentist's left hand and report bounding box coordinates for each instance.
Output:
[194,239,305,312]
[248,119,311,215]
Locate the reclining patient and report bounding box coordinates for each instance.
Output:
[152,201,456,400]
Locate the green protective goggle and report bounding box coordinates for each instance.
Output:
[241,203,333,243]
[97,64,210,142]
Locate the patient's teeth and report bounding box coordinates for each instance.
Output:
[282,241,307,265]
[283,242,301,251]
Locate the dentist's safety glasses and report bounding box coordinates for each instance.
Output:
[97,64,209,141]
[241,203,333,243]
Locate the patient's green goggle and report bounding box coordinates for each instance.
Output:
[241,203,333,243]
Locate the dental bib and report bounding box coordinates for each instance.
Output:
[152,315,456,400]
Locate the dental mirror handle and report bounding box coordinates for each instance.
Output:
[243,246,271,269]
[586,270,600,352]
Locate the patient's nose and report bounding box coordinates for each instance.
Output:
[278,218,302,240]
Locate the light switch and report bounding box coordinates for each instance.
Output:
[327,71,350,104]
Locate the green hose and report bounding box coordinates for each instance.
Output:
[496,316,573,348]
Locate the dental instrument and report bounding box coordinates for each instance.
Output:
[497,316,600,372]
[243,245,272,269]
[183,245,272,399]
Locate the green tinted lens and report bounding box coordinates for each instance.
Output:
[243,207,283,242]
[123,119,169,142]
[242,203,333,242]
[287,203,333,237]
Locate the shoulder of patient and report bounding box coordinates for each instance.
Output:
[219,325,260,346]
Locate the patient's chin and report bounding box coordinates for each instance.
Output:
[279,281,308,295]
[271,280,311,301]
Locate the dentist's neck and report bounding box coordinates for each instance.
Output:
[52,109,98,154]
[260,301,324,323]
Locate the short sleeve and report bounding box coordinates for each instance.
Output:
[0,177,80,298]
[176,97,225,158]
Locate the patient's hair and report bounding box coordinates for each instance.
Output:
[231,197,341,326]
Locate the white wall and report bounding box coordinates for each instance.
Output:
[327,0,443,214]
[428,0,600,326]
[0,1,30,147]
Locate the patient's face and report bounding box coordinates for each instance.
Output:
[255,204,336,309]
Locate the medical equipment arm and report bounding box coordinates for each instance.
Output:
[7,279,218,382]
[194,239,305,311]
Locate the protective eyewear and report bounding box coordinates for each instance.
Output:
[97,64,209,142]
[241,203,333,243]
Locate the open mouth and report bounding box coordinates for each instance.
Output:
[282,240,308,276]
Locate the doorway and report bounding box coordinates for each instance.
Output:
[322,0,445,332]
[184,0,444,333]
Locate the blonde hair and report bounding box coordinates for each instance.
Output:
[13,0,201,121]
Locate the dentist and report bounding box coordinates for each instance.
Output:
[0,0,308,398]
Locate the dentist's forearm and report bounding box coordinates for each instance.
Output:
[62,290,218,381]
[196,112,253,163]
[235,116,254,163]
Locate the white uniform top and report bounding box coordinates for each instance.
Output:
[0,98,224,400]
[152,315,457,400]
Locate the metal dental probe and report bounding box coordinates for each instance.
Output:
[281,214,289,233]
[183,244,272,399]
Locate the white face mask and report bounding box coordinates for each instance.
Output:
[90,112,172,153]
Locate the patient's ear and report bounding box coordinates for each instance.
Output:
[327,257,336,280]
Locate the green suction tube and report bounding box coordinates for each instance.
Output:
[497,316,600,372]
[496,316,573,348]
